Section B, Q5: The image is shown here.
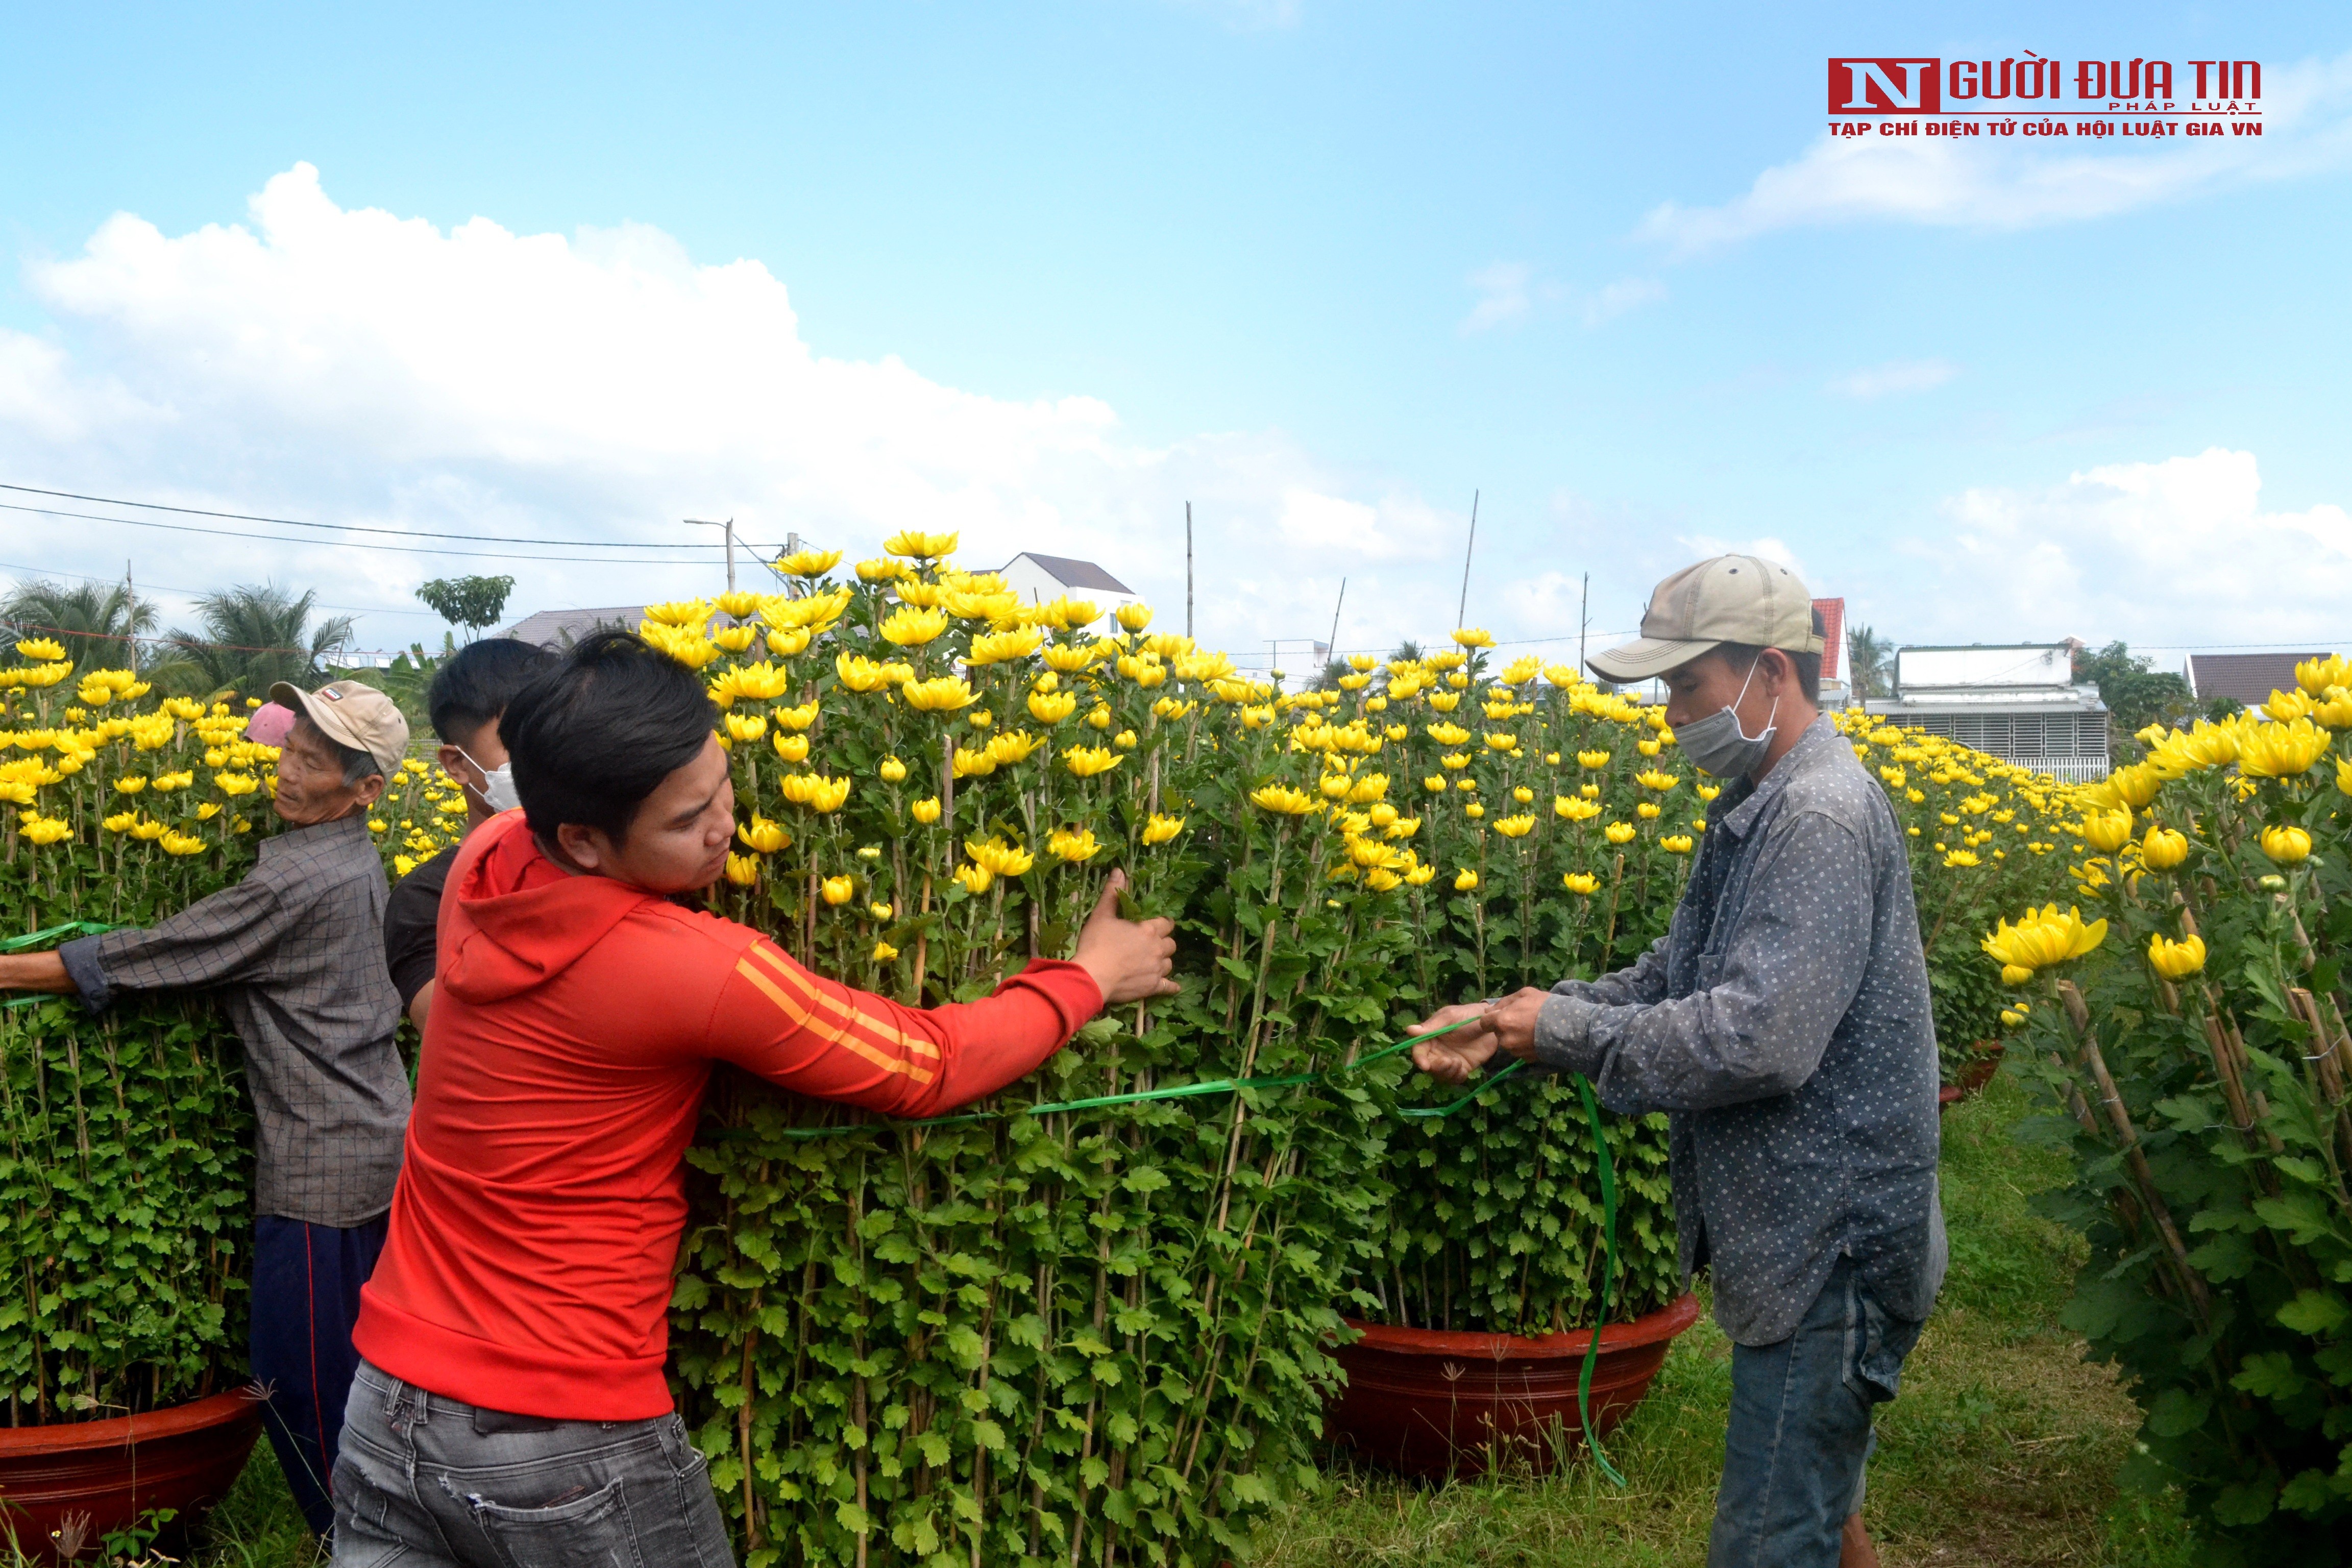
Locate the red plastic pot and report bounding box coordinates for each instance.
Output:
[0,1389,263,1564]
[1327,1292,1703,1480]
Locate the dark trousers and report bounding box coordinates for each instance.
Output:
[251,1213,388,1537]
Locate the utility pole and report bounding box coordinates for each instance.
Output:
[1578,571,1589,677]
[1326,578,1346,670]
[1185,502,1194,640]
[1455,490,1479,630]
[685,517,738,594]
[124,559,137,670]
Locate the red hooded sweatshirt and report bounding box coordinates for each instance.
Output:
[353,812,1100,1419]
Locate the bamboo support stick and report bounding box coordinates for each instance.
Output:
[2055,980,2213,1328]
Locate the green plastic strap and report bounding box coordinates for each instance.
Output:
[3,922,116,1009]
[1573,1072,1627,1487]
[767,1015,1488,1140]
[1,920,115,953]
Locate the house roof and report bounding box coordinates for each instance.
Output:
[2185,652,2322,704]
[1004,553,1135,595]
[1812,598,1843,681]
[496,606,645,649]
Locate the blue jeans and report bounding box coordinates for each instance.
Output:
[330,1360,736,1567]
[1708,1255,1924,1568]
[251,1213,388,1537]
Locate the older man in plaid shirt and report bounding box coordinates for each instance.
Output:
[0,677,413,1540]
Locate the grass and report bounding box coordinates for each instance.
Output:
[169,1076,2190,1566]
[1255,1075,2197,1567]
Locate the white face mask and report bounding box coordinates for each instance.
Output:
[1677,655,1780,779]
[454,745,520,813]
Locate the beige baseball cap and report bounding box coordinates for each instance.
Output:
[266,679,409,775]
[1587,555,1824,683]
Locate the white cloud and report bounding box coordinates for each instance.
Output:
[1906,447,2352,648]
[1637,50,2352,256]
[1581,276,1666,327]
[1457,261,1532,334]
[1827,358,1957,399]
[1460,265,1664,335]
[0,163,1471,662]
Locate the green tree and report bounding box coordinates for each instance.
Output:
[415,574,516,641]
[2,577,158,672]
[1846,624,1895,701]
[161,583,356,702]
[2072,639,2194,742]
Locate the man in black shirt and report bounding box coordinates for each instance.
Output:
[383,638,558,1028]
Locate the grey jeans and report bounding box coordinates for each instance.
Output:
[330,1359,736,1567]
[1708,1254,1925,1568]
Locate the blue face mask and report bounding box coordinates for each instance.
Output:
[1677,655,1779,779]
[454,746,520,813]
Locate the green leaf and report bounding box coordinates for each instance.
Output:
[2232,1351,2310,1402]
[2278,1290,2351,1336]
[2146,1386,2211,1438]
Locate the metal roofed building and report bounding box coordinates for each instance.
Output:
[997,553,1143,632]
[2184,651,2324,707]
[495,606,645,649]
[1864,644,2111,782]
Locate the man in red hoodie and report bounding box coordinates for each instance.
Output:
[331,630,1177,1567]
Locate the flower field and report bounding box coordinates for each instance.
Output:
[3,562,2111,1565]
[1988,676,2352,1563]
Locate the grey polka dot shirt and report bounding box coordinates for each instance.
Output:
[1532,715,1947,1346]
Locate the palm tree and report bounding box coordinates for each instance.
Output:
[161,584,356,703]
[1847,624,1896,701]
[2,578,158,672]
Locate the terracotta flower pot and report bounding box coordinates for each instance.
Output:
[1937,1084,1965,1112]
[0,1388,263,1564]
[1327,1292,1703,1480]
[1958,1039,2005,1095]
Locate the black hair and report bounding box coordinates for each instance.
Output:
[499,629,717,844]
[289,710,382,786]
[1719,609,1827,705]
[426,637,560,744]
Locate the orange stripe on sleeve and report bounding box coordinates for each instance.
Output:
[745,942,942,1061]
[733,959,811,1026]
[732,956,936,1086]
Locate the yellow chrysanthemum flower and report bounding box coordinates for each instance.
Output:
[2260,824,2313,864]
[884,530,959,559]
[1981,903,2108,973]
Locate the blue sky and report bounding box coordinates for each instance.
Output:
[4,2,2349,670]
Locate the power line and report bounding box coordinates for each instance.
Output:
[0,557,441,619]
[0,500,783,565]
[0,482,748,551]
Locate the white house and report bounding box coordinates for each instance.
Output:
[996,554,1144,633]
[1864,644,2111,781]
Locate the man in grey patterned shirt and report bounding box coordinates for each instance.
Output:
[1412,556,1943,1568]
[0,678,412,1542]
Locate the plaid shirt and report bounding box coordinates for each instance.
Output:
[59,813,410,1226]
